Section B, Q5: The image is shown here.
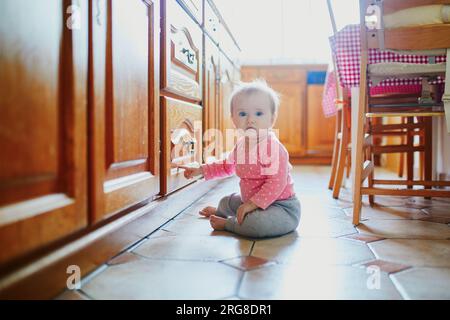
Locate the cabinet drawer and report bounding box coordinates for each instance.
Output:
[259,68,306,83]
[161,97,203,194]
[162,0,203,102]
[204,1,220,44]
[177,0,202,24]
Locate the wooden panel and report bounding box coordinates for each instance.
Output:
[89,0,160,223]
[259,68,305,83]
[271,82,305,157]
[161,0,203,102]
[306,85,335,157]
[203,36,221,161]
[0,0,88,265]
[368,24,450,50]
[219,53,237,155]
[240,67,260,82]
[381,0,450,14]
[161,97,203,195]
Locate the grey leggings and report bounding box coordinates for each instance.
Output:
[215,193,301,238]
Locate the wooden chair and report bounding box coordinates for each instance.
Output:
[326,0,427,199]
[352,0,450,225]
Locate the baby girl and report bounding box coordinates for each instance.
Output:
[180,80,301,238]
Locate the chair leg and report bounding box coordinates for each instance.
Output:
[346,147,351,179]
[352,97,367,226]
[328,110,341,190]
[398,117,406,178]
[332,108,349,199]
[406,117,414,189]
[424,116,433,198]
[367,141,375,205]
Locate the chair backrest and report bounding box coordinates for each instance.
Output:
[361,0,450,50]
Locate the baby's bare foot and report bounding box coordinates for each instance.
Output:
[210,215,227,231]
[199,206,217,217]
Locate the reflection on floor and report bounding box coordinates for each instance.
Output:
[56,166,450,300]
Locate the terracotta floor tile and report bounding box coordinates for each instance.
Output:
[358,259,411,274]
[369,239,450,267]
[422,206,450,218]
[107,252,141,266]
[391,268,450,299]
[239,264,402,300]
[133,235,253,261]
[252,237,375,266]
[161,215,232,237]
[82,258,242,300]
[344,205,428,221]
[356,220,450,239]
[418,216,450,224]
[54,290,90,300]
[296,215,357,238]
[222,256,276,271]
[340,233,385,243]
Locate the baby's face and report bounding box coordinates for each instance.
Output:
[231,92,276,133]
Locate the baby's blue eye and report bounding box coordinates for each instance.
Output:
[256,111,264,116]
[238,111,247,117]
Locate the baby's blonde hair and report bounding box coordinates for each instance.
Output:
[230,79,280,115]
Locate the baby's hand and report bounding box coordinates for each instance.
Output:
[177,165,203,179]
[237,201,259,225]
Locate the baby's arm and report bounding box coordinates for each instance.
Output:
[179,146,237,180]
[201,149,236,180]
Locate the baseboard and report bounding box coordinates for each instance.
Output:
[0,178,221,299]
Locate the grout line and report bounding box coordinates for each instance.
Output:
[389,274,410,300]
[78,289,96,300]
[79,264,108,288]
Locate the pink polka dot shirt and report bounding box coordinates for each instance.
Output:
[201,131,295,210]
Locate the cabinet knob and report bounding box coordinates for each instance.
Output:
[181,48,195,64]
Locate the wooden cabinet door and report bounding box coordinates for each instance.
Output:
[0,0,88,264]
[271,81,306,157]
[161,0,203,102]
[161,97,203,195]
[219,54,237,155]
[89,0,160,223]
[306,84,335,157]
[203,36,221,162]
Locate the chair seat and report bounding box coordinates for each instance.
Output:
[366,111,445,118]
[369,62,446,85]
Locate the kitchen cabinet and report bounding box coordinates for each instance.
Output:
[89,0,161,222]
[0,0,89,264]
[0,0,241,296]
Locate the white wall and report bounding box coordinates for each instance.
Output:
[213,0,360,65]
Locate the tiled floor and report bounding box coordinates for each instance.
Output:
[56,166,450,300]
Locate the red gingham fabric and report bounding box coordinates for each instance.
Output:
[322,71,338,118]
[329,24,446,88]
[323,24,446,117]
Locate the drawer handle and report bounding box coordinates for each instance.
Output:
[181,48,195,65]
[183,140,195,155]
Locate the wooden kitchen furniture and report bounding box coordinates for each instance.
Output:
[0,0,240,299]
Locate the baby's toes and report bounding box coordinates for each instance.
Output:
[199,206,216,217]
